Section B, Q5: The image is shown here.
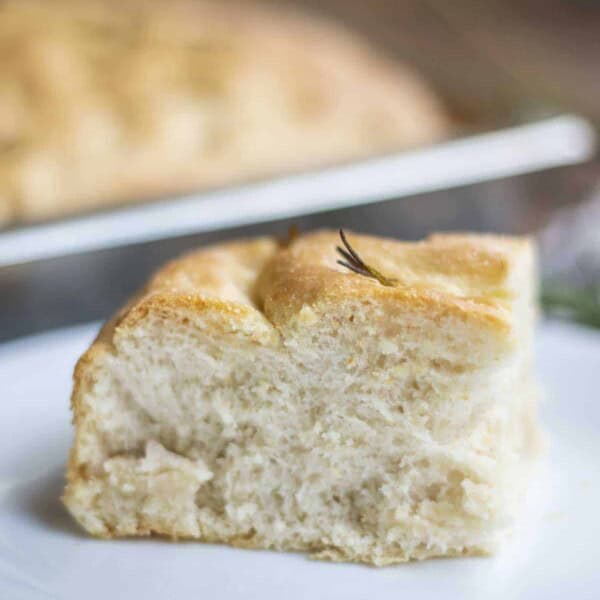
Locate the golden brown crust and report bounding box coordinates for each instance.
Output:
[71,230,530,395]
[257,230,530,334]
[0,0,449,224]
[115,232,527,342]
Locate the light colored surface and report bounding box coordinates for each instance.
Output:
[0,319,598,597]
[0,114,595,267]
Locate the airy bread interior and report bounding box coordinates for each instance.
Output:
[64,231,539,565]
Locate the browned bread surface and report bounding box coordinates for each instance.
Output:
[0,0,449,224]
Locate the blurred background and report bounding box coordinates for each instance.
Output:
[1,0,600,339]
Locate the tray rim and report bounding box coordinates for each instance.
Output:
[0,114,595,267]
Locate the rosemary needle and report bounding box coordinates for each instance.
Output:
[336,229,397,287]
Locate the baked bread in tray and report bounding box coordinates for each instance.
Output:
[0,0,448,225]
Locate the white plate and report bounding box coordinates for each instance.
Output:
[0,321,599,599]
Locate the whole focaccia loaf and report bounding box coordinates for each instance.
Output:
[64,230,539,565]
[0,0,449,224]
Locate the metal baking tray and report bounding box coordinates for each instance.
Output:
[0,114,596,341]
[0,114,594,266]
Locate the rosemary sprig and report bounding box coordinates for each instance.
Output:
[336,229,397,287]
[278,224,300,248]
[541,281,600,329]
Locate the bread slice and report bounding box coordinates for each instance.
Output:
[0,0,449,225]
[64,230,539,565]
